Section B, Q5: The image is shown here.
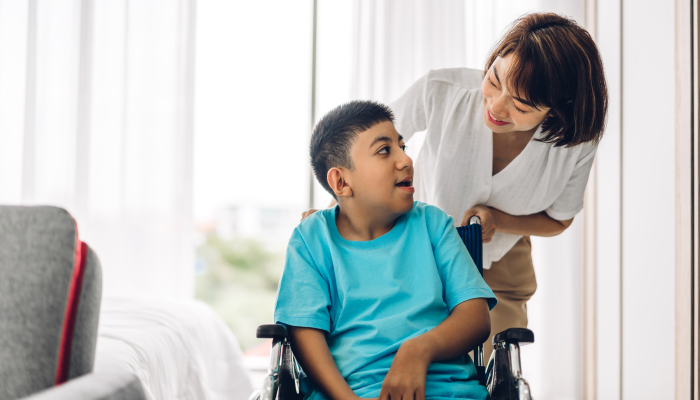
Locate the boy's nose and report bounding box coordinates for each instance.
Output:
[397,151,413,170]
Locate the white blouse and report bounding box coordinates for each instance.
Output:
[390,68,596,269]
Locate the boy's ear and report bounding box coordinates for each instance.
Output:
[327,168,353,198]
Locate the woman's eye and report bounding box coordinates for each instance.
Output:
[489,78,497,88]
[514,106,527,114]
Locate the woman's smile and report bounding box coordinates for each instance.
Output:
[487,108,511,126]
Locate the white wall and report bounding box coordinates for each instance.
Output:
[595,0,676,398]
[526,218,584,399]
[620,0,676,397]
[595,0,623,398]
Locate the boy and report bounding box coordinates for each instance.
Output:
[274,101,497,400]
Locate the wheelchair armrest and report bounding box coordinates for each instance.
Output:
[251,324,303,400]
[492,328,534,346]
[257,324,289,340]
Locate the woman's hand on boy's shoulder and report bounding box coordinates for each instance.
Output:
[301,199,337,221]
[301,209,319,221]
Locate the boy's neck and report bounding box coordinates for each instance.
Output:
[335,200,400,241]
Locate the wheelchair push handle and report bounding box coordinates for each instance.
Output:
[257,324,289,341]
[492,328,534,346]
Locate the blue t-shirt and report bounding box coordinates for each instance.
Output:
[274,202,497,400]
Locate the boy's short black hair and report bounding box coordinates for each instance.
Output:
[310,100,395,199]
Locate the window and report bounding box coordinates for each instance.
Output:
[193,1,352,356]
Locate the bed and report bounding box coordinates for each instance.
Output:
[94,297,254,400]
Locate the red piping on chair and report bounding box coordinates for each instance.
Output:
[54,220,87,385]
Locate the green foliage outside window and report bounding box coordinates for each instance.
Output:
[195,234,285,350]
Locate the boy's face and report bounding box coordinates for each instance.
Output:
[342,121,414,215]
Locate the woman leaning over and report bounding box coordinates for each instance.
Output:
[389,12,608,359]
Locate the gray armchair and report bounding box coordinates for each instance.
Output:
[0,206,145,400]
[21,370,146,400]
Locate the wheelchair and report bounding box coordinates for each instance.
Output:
[250,217,535,400]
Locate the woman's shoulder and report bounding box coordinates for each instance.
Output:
[425,68,484,91]
[421,68,485,123]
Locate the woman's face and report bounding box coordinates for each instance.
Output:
[481,54,551,134]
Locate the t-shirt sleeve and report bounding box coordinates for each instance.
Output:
[390,72,430,142]
[428,207,497,311]
[545,143,597,221]
[274,235,332,332]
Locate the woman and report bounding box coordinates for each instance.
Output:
[389,12,607,358]
[303,12,607,359]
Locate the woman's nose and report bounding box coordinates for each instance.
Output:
[491,93,509,117]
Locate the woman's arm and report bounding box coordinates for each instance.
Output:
[289,327,360,400]
[460,206,573,243]
[389,72,430,141]
[378,299,490,400]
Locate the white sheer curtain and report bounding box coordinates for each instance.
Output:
[351,1,585,399]
[351,0,467,103]
[0,0,195,299]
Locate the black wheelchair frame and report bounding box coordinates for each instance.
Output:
[251,217,535,400]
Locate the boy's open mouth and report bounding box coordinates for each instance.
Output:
[395,177,414,193]
[395,176,412,187]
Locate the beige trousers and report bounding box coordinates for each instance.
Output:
[481,236,537,361]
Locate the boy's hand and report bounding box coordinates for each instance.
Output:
[378,340,431,400]
[378,300,490,400]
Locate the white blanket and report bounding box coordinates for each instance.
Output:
[94,297,254,400]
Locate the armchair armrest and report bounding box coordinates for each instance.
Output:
[20,370,147,400]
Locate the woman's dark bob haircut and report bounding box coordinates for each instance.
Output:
[485,13,608,147]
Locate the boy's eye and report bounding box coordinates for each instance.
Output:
[400,144,407,152]
[378,146,389,154]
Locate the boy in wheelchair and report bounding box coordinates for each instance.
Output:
[273,100,498,400]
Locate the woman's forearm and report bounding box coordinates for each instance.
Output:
[495,209,573,237]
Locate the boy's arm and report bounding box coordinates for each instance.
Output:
[402,298,490,361]
[289,327,360,400]
[379,298,490,400]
